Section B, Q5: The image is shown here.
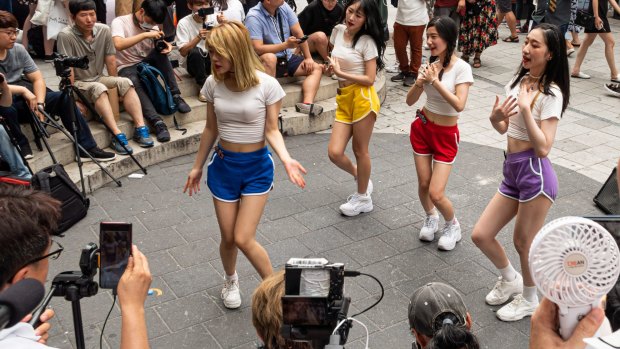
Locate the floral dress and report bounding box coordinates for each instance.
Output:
[458,0,499,55]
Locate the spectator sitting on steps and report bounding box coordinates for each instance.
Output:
[111,0,193,141]
[57,0,156,155]
[245,0,325,117]
[297,0,344,63]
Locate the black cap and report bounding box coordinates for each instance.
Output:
[408,282,468,337]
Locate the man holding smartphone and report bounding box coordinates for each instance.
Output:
[0,185,152,349]
[245,0,325,116]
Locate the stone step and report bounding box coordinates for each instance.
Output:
[25,74,386,192]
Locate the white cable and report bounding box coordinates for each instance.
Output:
[332,317,370,349]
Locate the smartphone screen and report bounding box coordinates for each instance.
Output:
[99,222,132,290]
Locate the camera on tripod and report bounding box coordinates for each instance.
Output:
[53,54,89,78]
[281,258,352,348]
[51,242,99,301]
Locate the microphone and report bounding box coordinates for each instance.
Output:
[0,279,45,331]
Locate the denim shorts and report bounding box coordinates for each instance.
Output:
[206,145,274,202]
[498,149,558,202]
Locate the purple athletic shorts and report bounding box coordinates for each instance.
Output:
[498,149,558,202]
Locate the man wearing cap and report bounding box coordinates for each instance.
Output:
[408,282,479,349]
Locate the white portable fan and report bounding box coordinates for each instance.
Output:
[529,216,620,340]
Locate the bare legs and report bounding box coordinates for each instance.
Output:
[497,11,519,38]
[414,155,455,220]
[472,193,553,287]
[327,114,376,194]
[214,194,273,279]
[572,32,618,78]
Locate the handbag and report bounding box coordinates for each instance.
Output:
[31,163,90,235]
[575,10,596,30]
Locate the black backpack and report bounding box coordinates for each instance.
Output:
[31,164,90,235]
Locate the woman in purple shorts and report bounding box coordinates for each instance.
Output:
[183,22,306,310]
[471,23,569,322]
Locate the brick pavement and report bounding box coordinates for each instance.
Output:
[40,9,619,349]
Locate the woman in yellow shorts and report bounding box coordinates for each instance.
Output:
[326,0,385,216]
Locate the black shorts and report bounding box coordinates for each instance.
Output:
[584,16,611,33]
[276,54,305,78]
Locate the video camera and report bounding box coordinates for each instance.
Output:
[53,54,89,79]
[281,258,352,348]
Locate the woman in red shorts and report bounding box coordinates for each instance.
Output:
[405,16,473,251]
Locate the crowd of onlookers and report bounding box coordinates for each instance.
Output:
[0,0,618,179]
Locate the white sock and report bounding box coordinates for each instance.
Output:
[450,216,459,226]
[499,264,518,282]
[225,272,238,282]
[523,286,538,303]
[427,207,438,217]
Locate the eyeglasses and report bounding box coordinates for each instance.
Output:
[14,240,64,274]
[0,29,18,37]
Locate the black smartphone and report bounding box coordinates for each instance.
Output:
[99,222,132,290]
[297,35,309,43]
[197,7,215,17]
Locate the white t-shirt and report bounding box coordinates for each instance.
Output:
[395,0,429,26]
[176,1,245,67]
[0,323,54,349]
[329,24,378,82]
[505,77,563,142]
[424,58,474,117]
[200,70,286,144]
[110,14,159,71]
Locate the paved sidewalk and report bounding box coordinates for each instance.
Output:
[37,10,619,349]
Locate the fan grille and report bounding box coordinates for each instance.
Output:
[530,217,620,307]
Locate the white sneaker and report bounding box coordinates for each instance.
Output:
[419,214,439,241]
[339,193,373,216]
[485,274,524,305]
[496,294,538,321]
[437,221,462,251]
[221,279,241,309]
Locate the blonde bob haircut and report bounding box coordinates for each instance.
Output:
[251,271,312,349]
[205,21,265,90]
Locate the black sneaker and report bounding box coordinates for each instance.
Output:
[403,73,417,87]
[173,95,191,113]
[79,146,116,162]
[154,120,171,142]
[20,143,33,160]
[391,72,406,82]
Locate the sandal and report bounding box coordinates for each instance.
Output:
[473,57,481,68]
[461,54,470,63]
[503,36,519,43]
[571,41,581,47]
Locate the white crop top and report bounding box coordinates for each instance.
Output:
[424,58,473,117]
[200,70,286,144]
[504,78,562,142]
[329,24,378,82]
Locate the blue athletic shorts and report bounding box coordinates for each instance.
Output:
[206,145,275,202]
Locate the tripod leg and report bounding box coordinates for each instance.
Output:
[29,110,58,164]
[71,86,147,175]
[36,106,122,188]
